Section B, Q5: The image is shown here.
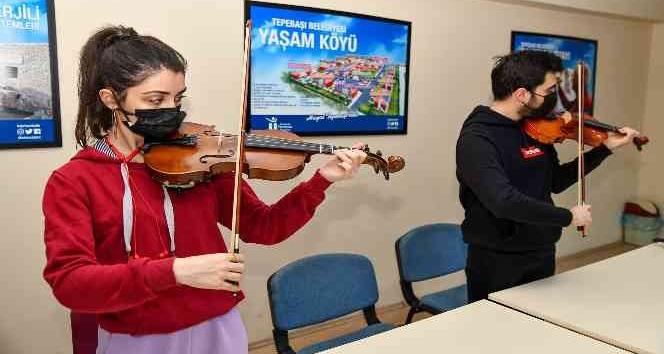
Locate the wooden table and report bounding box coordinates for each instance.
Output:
[321,300,628,353]
[490,243,664,354]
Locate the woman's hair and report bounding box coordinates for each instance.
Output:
[75,25,187,147]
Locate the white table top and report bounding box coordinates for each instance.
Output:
[321,300,628,353]
[490,243,664,354]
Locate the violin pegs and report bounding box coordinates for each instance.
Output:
[376,150,383,157]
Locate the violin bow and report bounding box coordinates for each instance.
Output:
[577,62,587,237]
[229,19,252,295]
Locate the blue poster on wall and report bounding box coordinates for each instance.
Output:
[512,31,598,115]
[0,0,61,148]
[245,1,411,135]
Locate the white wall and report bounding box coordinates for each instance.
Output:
[486,0,664,22]
[638,23,664,211]
[0,0,654,352]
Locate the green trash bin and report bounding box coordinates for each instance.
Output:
[621,201,663,246]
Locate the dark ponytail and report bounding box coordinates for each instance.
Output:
[75,25,187,147]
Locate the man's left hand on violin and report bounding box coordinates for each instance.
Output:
[603,127,641,151]
[319,143,367,182]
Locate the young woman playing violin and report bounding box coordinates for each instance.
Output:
[42,25,367,354]
[456,50,641,303]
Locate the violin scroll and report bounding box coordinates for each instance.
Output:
[361,145,405,180]
[633,136,649,151]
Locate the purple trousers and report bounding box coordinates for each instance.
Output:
[96,308,248,354]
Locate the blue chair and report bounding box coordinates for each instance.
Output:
[267,253,396,354]
[395,223,468,324]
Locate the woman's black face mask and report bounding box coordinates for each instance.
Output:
[119,106,186,141]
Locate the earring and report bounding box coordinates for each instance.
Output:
[112,109,120,139]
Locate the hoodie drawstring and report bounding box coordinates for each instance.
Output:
[103,138,175,258]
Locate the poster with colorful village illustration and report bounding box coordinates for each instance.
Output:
[247,2,410,135]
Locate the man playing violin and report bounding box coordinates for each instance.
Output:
[456,50,640,302]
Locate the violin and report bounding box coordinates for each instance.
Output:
[142,122,406,189]
[523,113,650,151]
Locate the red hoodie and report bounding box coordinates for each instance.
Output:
[42,147,332,334]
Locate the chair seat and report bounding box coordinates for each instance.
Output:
[419,284,467,312]
[297,323,396,354]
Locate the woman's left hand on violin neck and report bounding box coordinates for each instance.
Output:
[319,143,367,182]
[603,127,641,151]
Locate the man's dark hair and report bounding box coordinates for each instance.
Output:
[491,50,563,100]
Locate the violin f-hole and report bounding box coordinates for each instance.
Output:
[199,153,233,163]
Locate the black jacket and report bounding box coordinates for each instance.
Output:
[456,106,612,251]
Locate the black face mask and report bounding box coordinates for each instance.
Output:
[120,106,186,141]
[524,92,558,119]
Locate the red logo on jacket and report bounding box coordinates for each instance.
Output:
[520,146,544,159]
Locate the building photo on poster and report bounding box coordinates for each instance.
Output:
[0,0,61,148]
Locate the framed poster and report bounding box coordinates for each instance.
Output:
[245,1,411,136]
[0,0,61,148]
[511,31,597,115]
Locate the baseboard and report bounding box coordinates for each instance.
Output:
[557,241,626,260]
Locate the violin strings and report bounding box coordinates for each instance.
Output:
[582,120,619,132]
[246,135,346,153]
[184,131,352,154]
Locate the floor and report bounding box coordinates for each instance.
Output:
[249,241,639,354]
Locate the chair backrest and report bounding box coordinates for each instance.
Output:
[396,223,467,283]
[267,253,379,331]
